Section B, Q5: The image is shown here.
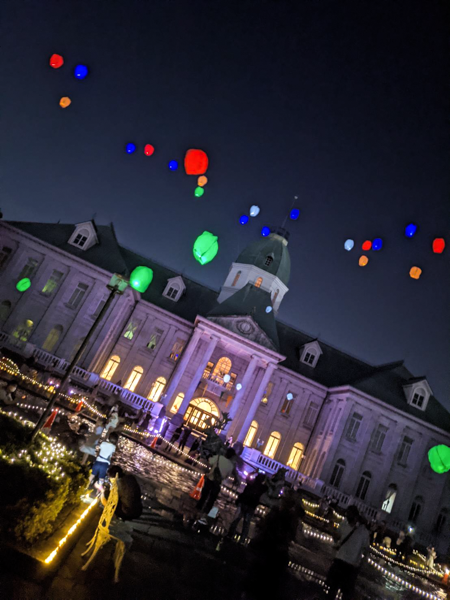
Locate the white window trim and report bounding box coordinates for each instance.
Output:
[68,221,98,251]
[403,380,432,412]
[163,276,186,302]
[300,340,323,368]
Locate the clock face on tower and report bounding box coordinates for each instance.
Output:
[237,320,254,335]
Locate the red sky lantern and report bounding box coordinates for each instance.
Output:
[49,54,64,69]
[144,144,155,156]
[433,238,445,254]
[362,240,372,251]
[184,149,209,175]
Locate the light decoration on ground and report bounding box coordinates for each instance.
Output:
[367,556,440,599]
[44,498,98,564]
[193,231,219,265]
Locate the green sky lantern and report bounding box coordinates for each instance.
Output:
[428,444,450,473]
[193,231,219,265]
[16,278,31,292]
[129,266,153,293]
[194,186,205,198]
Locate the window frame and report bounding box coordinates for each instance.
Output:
[67,282,89,309]
[287,443,304,470]
[0,246,12,269]
[41,269,64,295]
[304,402,319,428]
[123,320,139,341]
[124,365,144,392]
[263,431,281,459]
[371,424,388,453]
[100,355,121,381]
[42,324,63,353]
[355,471,371,500]
[18,257,39,281]
[147,328,163,350]
[254,276,263,288]
[243,421,258,447]
[346,412,363,441]
[148,376,167,402]
[330,459,345,489]
[398,436,413,466]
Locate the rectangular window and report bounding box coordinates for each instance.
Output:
[398,436,413,466]
[411,392,425,408]
[41,269,64,295]
[166,286,179,299]
[304,402,319,427]
[169,339,185,361]
[73,233,88,247]
[346,412,363,441]
[18,257,38,280]
[371,425,388,453]
[304,352,315,365]
[67,282,88,309]
[92,296,107,319]
[0,247,12,269]
[280,396,294,415]
[124,320,140,340]
[261,381,274,404]
[202,361,214,380]
[147,328,163,349]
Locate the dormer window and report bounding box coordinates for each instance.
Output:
[73,229,89,248]
[300,340,323,368]
[403,379,432,412]
[264,256,273,267]
[412,390,425,409]
[68,221,98,251]
[304,351,316,365]
[163,276,186,302]
[166,285,179,299]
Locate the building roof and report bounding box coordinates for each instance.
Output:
[235,231,291,285]
[5,219,450,431]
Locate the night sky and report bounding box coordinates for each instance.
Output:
[2,1,450,404]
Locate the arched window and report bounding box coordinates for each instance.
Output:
[148,376,167,402]
[42,325,63,353]
[264,256,273,267]
[330,459,345,489]
[381,484,397,513]
[0,300,11,321]
[232,271,241,287]
[287,442,304,470]
[272,289,279,305]
[100,355,120,381]
[12,319,34,342]
[254,276,263,288]
[124,366,144,392]
[409,496,423,523]
[243,421,258,447]
[170,393,185,414]
[184,397,220,430]
[435,509,447,533]
[355,471,371,501]
[211,356,232,384]
[264,431,281,459]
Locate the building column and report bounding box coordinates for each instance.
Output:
[236,363,276,444]
[161,328,203,406]
[177,335,219,414]
[224,355,260,431]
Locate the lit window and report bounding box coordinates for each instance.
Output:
[41,270,64,295]
[12,318,34,342]
[281,394,294,415]
[304,402,319,427]
[0,300,11,321]
[101,355,120,381]
[287,443,304,470]
[124,320,139,340]
[355,471,371,500]
[261,381,274,404]
[254,277,263,288]
[72,229,89,247]
[264,431,281,459]
[202,361,215,380]
[381,484,397,513]
[371,425,388,453]
[169,339,185,361]
[243,421,258,447]
[42,325,63,352]
[148,376,167,402]
[67,282,88,309]
[264,256,273,267]
[0,247,12,269]
[170,393,185,414]
[147,328,163,349]
[232,271,241,287]
[330,459,345,489]
[18,258,38,281]
[398,436,413,466]
[409,496,423,523]
[211,357,232,384]
[346,412,362,441]
[411,391,425,408]
[124,365,144,392]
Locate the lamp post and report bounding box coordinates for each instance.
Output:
[31,274,128,440]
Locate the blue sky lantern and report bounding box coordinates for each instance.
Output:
[125,143,136,154]
[290,208,300,220]
[249,205,260,217]
[129,266,153,293]
[372,238,383,251]
[261,226,270,237]
[265,306,273,313]
[74,64,89,79]
[240,215,249,225]
[405,223,417,238]
[168,160,178,171]
[344,239,354,251]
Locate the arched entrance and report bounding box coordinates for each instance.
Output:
[184,397,220,432]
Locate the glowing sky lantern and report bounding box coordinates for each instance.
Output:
[236,383,242,391]
[129,266,153,293]
[265,306,273,313]
[344,239,354,251]
[359,255,369,267]
[59,97,71,108]
[249,205,260,217]
[362,240,372,251]
[144,144,155,156]
[125,143,136,154]
[223,374,231,383]
[405,223,417,238]
[261,226,270,237]
[286,392,294,400]
[184,149,209,175]
[74,64,89,79]
[433,238,445,254]
[372,238,383,251]
[49,54,64,69]
[193,231,219,265]
[409,266,422,279]
[194,186,204,198]
[240,215,249,225]
[428,445,450,473]
[290,208,300,220]
[16,278,31,292]
[168,160,178,171]
[198,176,208,187]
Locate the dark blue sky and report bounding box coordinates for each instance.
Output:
[2,0,450,403]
